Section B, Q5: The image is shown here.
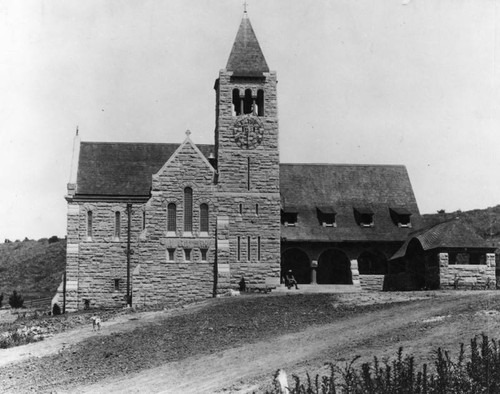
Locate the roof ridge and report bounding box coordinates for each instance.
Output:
[280,163,406,168]
[81,141,214,146]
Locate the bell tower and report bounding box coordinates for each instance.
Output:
[214,10,281,291]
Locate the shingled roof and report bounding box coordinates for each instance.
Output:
[279,164,422,242]
[75,144,422,243]
[226,13,269,77]
[75,142,214,197]
[391,218,496,260]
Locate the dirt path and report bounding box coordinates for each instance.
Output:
[0,301,212,368]
[63,292,500,394]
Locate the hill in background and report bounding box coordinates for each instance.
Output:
[422,204,500,251]
[0,237,66,301]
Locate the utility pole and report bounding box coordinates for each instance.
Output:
[126,203,132,307]
[62,270,66,314]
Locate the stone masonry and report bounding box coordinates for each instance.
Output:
[214,69,281,291]
[439,252,496,289]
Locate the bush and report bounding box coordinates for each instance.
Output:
[9,290,24,308]
[52,303,61,315]
[48,235,59,244]
[266,334,500,394]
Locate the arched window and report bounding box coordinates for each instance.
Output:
[232,88,241,116]
[200,203,209,233]
[257,89,264,116]
[167,203,177,232]
[184,187,193,232]
[87,211,93,238]
[244,89,253,114]
[114,211,121,239]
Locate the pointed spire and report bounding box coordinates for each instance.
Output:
[226,12,269,77]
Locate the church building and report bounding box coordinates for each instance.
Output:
[63,11,424,311]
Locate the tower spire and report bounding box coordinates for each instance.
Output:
[226,11,269,76]
[243,1,248,14]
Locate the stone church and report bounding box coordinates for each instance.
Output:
[63,11,426,311]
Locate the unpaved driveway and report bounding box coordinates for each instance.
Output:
[0,301,212,368]
[64,291,500,393]
[1,291,499,393]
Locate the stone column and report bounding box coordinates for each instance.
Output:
[438,252,449,288]
[64,203,81,312]
[486,253,496,268]
[216,216,231,294]
[350,259,360,287]
[486,253,496,289]
[311,260,318,284]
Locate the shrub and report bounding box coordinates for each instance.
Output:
[48,235,59,244]
[9,290,24,308]
[52,303,61,315]
[266,334,500,394]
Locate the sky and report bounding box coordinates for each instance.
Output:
[0,0,499,241]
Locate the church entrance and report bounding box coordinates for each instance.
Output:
[317,249,352,284]
[281,248,310,284]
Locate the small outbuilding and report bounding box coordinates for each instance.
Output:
[388,218,497,290]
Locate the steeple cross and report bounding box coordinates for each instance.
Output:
[243,1,248,13]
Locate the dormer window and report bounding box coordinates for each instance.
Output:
[316,207,336,227]
[354,207,374,227]
[390,208,412,228]
[281,207,298,226]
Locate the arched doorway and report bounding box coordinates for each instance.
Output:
[358,249,388,275]
[407,239,439,290]
[281,248,310,284]
[317,249,352,284]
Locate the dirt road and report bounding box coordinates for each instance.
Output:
[1,291,499,393]
[69,291,500,393]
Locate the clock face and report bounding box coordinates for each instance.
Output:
[233,116,264,149]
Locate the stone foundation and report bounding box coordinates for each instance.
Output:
[440,253,496,289]
[359,275,385,291]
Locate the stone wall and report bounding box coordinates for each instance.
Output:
[134,138,217,306]
[359,275,385,291]
[64,200,145,311]
[214,70,282,291]
[440,252,496,289]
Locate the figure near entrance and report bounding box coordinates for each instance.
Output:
[285,270,299,290]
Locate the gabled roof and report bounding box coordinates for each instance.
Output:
[280,163,422,242]
[76,142,214,197]
[391,218,496,260]
[226,14,269,76]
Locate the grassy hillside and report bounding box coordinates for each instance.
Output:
[422,204,500,250]
[0,238,66,301]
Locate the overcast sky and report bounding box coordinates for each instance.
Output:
[1,0,499,241]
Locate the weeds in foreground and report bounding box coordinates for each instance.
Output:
[267,334,500,394]
[0,325,50,349]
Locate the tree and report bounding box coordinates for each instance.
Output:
[8,290,24,309]
[0,292,3,307]
[48,235,59,244]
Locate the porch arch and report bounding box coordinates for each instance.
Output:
[281,248,310,284]
[317,249,352,284]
